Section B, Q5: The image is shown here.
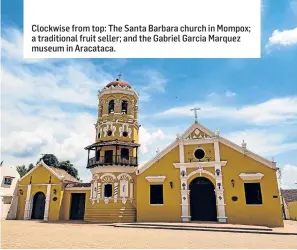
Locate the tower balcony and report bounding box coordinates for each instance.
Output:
[85,140,140,169]
[87,155,138,168]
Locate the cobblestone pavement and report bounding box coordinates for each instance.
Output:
[2,220,297,249]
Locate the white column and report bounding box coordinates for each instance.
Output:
[92,181,97,199]
[178,138,190,222]
[214,138,227,223]
[180,167,190,222]
[114,182,118,203]
[24,184,32,220]
[44,184,51,221]
[97,183,101,203]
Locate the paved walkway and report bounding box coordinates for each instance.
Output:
[1,220,297,249]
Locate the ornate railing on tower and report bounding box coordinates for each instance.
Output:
[87,156,138,168]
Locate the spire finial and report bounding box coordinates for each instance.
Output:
[190,107,201,123]
[116,72,122,81]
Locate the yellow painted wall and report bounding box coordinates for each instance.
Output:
[97,91,139,143]
[136,141,284,227]
[62,190,90,220]
[20,165,61,185]
[136,145,182,222]
[16,164,64,221]
[219,143,283,227]
[16,186,27,219]
[184,144,215,163]
[288,201,297,220]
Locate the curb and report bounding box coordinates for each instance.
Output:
[113,224,297,236]
[121,223,273,231]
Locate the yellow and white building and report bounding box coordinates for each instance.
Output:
[15,78,284,227]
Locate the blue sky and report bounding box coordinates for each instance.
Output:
[1,0,297,187]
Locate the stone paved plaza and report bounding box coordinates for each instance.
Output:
[1,220,297,249]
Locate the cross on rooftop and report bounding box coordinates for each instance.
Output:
[190,107,201,123]
[116,72,122,81]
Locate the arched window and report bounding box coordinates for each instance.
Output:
[104,184,113,198]
[122,100,128,114]
[108,100,114,113]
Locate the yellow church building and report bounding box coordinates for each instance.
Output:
[15,77,284,227]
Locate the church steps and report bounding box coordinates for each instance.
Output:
[84,206,136,223]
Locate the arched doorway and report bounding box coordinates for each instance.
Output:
[31,192,46,220]
[189,177,217,221]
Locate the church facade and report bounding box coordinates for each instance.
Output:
[15,78,284,227]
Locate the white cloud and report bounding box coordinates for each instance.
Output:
[0,27,169,182]
[155,97,297,125]
[225,91,236,97]
[138,126,175,166]
[224,129,297,157]
[280,164,297,189]
[266,27,297,49]
[134,69,168,102]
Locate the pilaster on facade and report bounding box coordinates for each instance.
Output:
[24,184,32,220]
[44,184,51,221]
[213,138,227,223]
[176,132,227,223]
[97,183,101,203]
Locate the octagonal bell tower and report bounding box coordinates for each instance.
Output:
[84,74,140,207]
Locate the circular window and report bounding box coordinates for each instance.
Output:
[107,130,112,136]
[53,197,58,201]
[123,131,128,137]
[194,148,205,160]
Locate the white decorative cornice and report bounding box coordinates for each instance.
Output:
[145,176,166,183]
[173,161,227,168]
[239,173,264,181]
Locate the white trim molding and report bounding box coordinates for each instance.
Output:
[117,173,132,181]
[44,184,51,221]
[145,176,166,183]
[24,184,32,220]
[173,161,227,169]
[187,169,216,180]
[183,138,215,145]
[100,173,117,181]
[239,173,264,181]
[65,187,91,191]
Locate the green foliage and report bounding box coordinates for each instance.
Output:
[38,154,59,167]
[27,163,35,172]
[18,154,80,180]
[58,160,79,180]
[16,165,27,177]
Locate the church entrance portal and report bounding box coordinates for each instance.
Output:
[31,192,46,220]
[70,193,86,220]
[189,177,217,221]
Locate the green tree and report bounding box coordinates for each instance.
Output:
[58,160,79,180]
[36,154,79,180]
[27,163,35,172]
[38,154,59,167]
[16,165,27,177]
